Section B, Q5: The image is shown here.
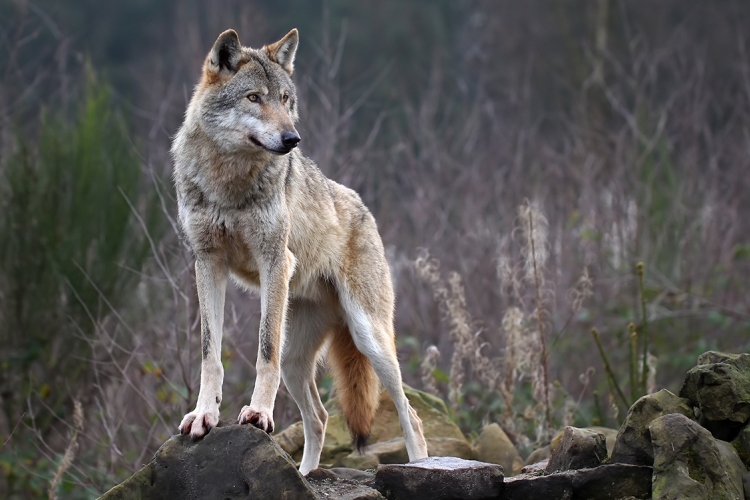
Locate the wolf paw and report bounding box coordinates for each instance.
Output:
[238,406,274,433]
[179,409,219,439]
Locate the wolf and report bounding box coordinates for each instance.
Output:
[170,28,428,474]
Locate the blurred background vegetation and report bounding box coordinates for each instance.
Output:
[1,0,749,497]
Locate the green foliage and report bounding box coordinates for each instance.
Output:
[0,449,52,499]
[0,75,161,430]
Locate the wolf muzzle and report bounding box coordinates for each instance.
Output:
[281,130,301,151]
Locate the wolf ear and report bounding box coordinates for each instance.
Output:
[265,29,298,75]
[207,29,242,76]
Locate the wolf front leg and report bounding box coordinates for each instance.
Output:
[179,256,228,439]
[239,247,296,433]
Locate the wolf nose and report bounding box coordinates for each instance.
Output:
[281,131,301,149]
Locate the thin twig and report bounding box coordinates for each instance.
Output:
[590,328,628,409]
[0,411,26,453]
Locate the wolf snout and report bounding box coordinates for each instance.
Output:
[281,130,301,150]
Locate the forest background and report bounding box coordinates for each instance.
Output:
[1,1,749,498]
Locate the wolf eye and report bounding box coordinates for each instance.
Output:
[282,93,289,103]
[247,94,260,103]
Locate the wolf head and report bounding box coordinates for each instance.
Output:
[190,29,301,155]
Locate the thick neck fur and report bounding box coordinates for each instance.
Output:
[173,119,290,211]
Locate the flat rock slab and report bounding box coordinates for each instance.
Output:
[375,456,504,500]
[99,423,316,500]
[505,464,652,500]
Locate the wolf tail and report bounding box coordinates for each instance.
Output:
[328,324,380,451]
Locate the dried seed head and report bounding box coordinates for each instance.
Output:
[518,200,549,285]
[420,345,441,397]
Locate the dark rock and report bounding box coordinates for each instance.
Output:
[306,468,384,499]
[375,456,504,500]
[732,421,750,468]
[568,464,652,500]
[680,351,750,441]
[505,464,652,500]
[610,389,695,466]
[650,413,745,500]
[99,423,316,500]
[504,473,573,499]
[526,426,615,468]
[546,427,607,472]
[743,472,750,500]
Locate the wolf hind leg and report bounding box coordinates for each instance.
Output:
[281,299,335,475]
[339,294,428,462]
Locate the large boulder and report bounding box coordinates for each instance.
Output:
[99,423,315,499]
[546,427,607,472]
[275,385,469,469]
[610,388,696,466]
[650,413,745,500]
[374,457,504,500]
[473,423,524,476]
[680,351,750,441]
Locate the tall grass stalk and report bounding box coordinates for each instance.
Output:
[523,201,552,441]
[628,323,638,402]
[636,263,650,394]
[590,328,628,412]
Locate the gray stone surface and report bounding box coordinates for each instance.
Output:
[306,468,384,499]
[375,456,504,500]
[650,413,745,500]
[546,427,607,472]
[99,423,315,500]
[610,388,695,466]
[505,464,652,500]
